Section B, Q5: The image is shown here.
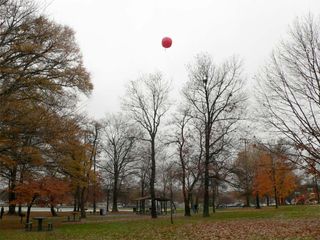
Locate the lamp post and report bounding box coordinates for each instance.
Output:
[240,138,250,207]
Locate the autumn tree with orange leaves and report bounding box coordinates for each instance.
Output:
[53,119,96,219]
[0,0,92,214]
[253,144,297,208]
[13,176,71,223]
[232,146,257,207]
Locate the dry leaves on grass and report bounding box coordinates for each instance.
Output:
[178,218,320,240]
[114,218,320,240]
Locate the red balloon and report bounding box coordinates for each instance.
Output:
[162,37,172,48]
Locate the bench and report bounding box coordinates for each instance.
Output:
[19,213,26,224]
[47,222,53,231]
[67,212,80,222]
[25,222,32,231]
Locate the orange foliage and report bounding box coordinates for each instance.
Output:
[253,152,297,201]
[13,176,71,207]
[86,172,105,203]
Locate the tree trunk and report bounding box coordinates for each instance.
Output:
[280,197,284,205]
[80,187,86,218]
[271,157,278,209]
[50,205,57,217]
[181,154,190,216]
[184,199,191,216]
[266,195,270,206]
[274,185,278,209]
[203,124,210,217]
[314,176,320,204]
[26,205,32,224]
[195,194,199,213]
[26,195,36,224]
[18,204,22,215]
[245,194,250,207]
[73,186,80,212]
[8,168,17,215]
[141,180,145,213]
[170,179,173,224]
[73,196,77,212]
[212,180,216,213]
[8,204,16,215]
[77,192,81,212]
[150,137,157,218]
[106,189,110,212]
[183,192,191,217]
[92,127,98,214]
[93,197,96,214]
[93,179,96,213]
[112,173,119,212]
[256,193,261,209]
[18,169,24,216]
[190,192,194,208]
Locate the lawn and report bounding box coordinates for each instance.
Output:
[0,205,320,240]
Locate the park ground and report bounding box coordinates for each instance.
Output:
[0,205,320,240]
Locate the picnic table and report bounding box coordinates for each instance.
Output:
[33,217,46,231]
[68,211,80,222]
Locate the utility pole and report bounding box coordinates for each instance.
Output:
[271,153,278,209]
[240,138,250,207]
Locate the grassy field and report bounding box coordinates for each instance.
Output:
[0,205,320,240]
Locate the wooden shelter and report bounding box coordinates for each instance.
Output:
[134,196,171,215]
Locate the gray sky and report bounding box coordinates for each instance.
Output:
[43,0,320,119]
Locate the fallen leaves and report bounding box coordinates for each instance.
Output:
[172,218,320,240]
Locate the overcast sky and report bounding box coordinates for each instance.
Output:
[42,0,320,119]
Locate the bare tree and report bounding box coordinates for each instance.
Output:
[231,143,257,207]
[132,143,151,213]
[85,120,102,214]
[168,107,204,216]
[183,53,246,217]
[210,150,235,212]
[256,15,320,176]
[135,144,151,198]
[122,72,170,218]
[158,156,172,200]
[100,172,113,212]
[100,113,138,212]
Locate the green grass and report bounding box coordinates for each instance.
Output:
[0,205,319,240]
[209,205,320,219]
